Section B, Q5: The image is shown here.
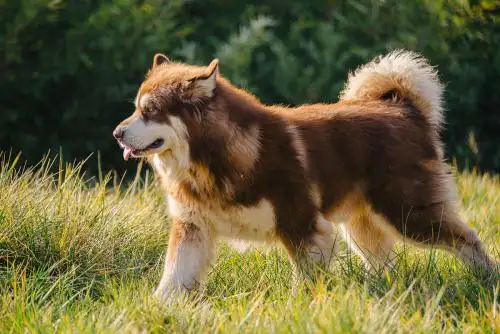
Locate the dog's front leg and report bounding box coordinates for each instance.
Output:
[154,218,215,300]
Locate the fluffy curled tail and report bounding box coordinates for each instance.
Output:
[339,50,444,129]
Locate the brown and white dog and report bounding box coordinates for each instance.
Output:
[113,50,496,299]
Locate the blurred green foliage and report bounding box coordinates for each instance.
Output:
[1,0,499,174]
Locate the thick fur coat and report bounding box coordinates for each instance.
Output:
[113,51,496,298]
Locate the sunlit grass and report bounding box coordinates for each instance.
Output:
[0,154,498,333]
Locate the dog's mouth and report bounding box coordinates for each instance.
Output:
[121,138,165,161]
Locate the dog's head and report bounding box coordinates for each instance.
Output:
[113,54,219,163]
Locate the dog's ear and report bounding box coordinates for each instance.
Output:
[189,59,219,98]
[152,53,170,68]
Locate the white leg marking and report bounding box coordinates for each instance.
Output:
[452,241,497,272]
[295,215,340,278]
[154,199,215,299]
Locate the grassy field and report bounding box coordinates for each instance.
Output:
[0,155,498,333]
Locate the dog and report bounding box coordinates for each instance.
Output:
[113,50,496,299]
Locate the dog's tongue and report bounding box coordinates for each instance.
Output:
[123,147,132,161]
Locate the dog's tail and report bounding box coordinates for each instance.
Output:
[339,50,444,129]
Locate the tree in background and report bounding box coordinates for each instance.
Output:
[1,0,499,174]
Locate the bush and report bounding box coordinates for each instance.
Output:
[1,0,499,173]
[0,0,187,174]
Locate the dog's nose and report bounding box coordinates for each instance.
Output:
[113,126,124,140]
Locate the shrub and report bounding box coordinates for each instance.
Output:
[1,0,499,173]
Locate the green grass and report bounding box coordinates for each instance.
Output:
[0,154,498,333]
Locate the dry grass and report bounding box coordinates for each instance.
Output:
[0,154,498,333]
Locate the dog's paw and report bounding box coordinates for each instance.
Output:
[152,281,199,302]
[153,283,180,302]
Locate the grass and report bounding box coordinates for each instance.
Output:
[0,154,498,333]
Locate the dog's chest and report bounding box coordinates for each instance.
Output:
[167,195,277,241]
[153,154,277,241]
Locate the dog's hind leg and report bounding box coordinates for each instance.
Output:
[154,218,215,299]
[340,209,397,273]
[281,215,340,282]
[371,193,497,273]
[401,207,496,272]
[367,160,497,273]
[446,221,497,271]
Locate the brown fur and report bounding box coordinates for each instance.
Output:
[116,51,496,294]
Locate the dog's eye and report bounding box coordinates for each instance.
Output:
[142,107,156,115]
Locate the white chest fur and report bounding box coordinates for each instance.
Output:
[167,195,277,242]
